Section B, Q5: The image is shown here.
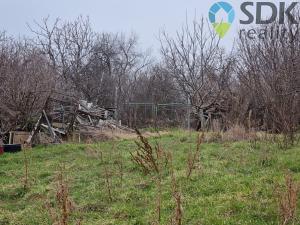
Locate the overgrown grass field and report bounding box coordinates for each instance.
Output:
[0,130,299,224]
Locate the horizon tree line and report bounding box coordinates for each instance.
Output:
[0,15,299,146]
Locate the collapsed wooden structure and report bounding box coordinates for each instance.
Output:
[6,92,133,145]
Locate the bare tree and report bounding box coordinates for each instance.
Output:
[160,17,234,130]
[30,17,150,120]
[0,33,55,138]
[29,16,95,95]
[236,17,300,147]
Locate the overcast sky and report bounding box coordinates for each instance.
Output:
[0,0,295,54]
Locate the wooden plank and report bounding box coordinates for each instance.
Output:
[42,110,61,143]
[26,114,43,144]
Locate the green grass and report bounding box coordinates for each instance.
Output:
[0,130,299,225]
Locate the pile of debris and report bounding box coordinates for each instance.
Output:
[7,93,134,146]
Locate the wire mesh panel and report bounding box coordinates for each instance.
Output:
[125,103,191,129]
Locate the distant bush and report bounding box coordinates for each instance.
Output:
[222,125,248,142]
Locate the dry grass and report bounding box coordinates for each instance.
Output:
[203,125,262,144]
[222,125,249,142]
[88,129,168,142]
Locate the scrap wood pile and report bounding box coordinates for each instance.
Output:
[4,92,134,145]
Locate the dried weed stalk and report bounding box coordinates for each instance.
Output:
[186,133,204,179]
[168,153,183,225]
[131,129,168,224]
[23,148,30,190]
[131,129,162,174]
[56,169,74,225]
[277,173,299,225]
[104,165,113,202]
[46,167,75,225]
[116,151,124,187]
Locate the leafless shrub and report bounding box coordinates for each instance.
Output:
[237,17,300,147]
[186,133,204,179]
[276,173,299,225]
[0,33,55,134]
